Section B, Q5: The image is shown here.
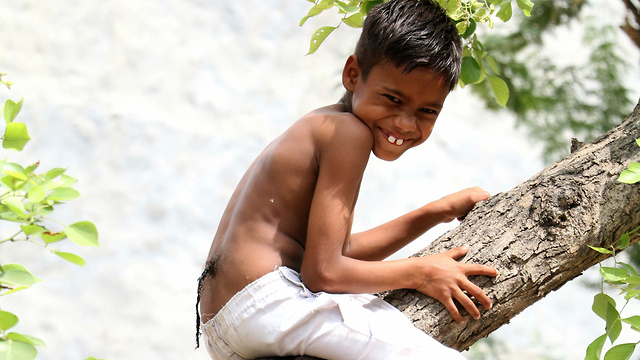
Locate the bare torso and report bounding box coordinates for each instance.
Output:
[199,103,358,323]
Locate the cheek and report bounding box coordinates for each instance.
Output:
[418,121,436,139]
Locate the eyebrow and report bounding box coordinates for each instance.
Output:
[381,86,443,109]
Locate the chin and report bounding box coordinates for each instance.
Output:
[372,149,403,162]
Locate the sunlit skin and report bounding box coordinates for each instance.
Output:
[199,56,498,326]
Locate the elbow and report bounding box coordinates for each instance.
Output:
[300,263,342,293]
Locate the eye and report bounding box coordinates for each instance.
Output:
[419,108,438,115]
[384,94,401,104]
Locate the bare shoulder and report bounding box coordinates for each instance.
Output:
[300,104,374,153]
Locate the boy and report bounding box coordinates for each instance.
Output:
[196,0,498,358]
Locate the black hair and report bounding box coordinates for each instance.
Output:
[195,258,217,349]
[355,0,462,90]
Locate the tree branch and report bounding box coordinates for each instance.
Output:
[260,99,640,360]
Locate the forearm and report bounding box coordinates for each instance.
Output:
[345,199,451,261]
[301,255,420,294]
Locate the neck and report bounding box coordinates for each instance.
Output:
[339,91,354,113]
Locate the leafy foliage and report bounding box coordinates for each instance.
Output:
[587,140,640,360]
[469,0,635,162]
[0,76,103,359]
[300,0,535,107]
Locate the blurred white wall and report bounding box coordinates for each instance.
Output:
[0,0,637,359]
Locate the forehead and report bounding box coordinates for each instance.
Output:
[363,62,450,105]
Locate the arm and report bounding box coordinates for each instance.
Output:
[344,187,492,261]
[299,117,497,322]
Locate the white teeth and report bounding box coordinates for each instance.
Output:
[387,134,405,145]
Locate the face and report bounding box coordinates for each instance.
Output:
[342,55,450,161]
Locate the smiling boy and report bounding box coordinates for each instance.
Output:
[196,0,498,359]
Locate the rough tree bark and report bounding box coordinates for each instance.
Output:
[261,100,640,360]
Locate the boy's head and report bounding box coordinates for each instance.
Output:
[354,0,462,91]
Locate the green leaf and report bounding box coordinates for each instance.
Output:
[304,1,332,17]
[604,343,636,360]
[0,310,18,331]
[65,221,99,247]
[3,98,23,124]
[5,333,45,347]
[496,1,512,22]
[459,56,483,86]
[336,1,359,13]
[32,205,53,217]
[0,162,27,180]
[343,12,364,28]
[622,315,640,329]
[20,224,46,236]
[488,75,509,107]
[601,267,629,284]
[515,0,533,16]
[44,168,66,180]
[462,18,477,39]
[47,174,77,190]
[590,246,614,255]
[585,333,607,360]
[618,233,631,249]
[26,185,45,203]
[41,231,66,244]
[623,288,640,301]
[299,15,311,27]
[1,197,29,219]
[54,251,86,266]
[605,302,622,343]
[24,162,39,174]
[0,264,40,287]
[362,0,384,15]
[485,56,499,75]
[45,187,80,202]
[307,26,336,55]
[2,122,31,151]
[618,163,640,184]
[618,262,638,277]
[593,293,616,320]
[636,138,640,147]
[0,286,28,297]
[0,339,37,360]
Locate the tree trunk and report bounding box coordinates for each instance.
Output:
[260,99,640,360]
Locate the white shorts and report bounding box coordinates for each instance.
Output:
[201,267,466,360]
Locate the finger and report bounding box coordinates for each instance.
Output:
[452,288,480,320]
[445,245,470,260]
[462,263,499,277]
[440,296,463,323]
[461,280,492,311]
[473,190,491,202]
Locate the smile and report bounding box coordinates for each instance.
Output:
[387,135,404,145]
[379,128,409,146]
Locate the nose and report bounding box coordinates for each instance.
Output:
[393,113,416,133]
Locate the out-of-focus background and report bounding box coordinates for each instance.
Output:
[1,0,639,359]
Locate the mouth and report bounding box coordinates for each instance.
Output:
[380,128,410,146]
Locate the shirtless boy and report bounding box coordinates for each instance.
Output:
[196,0,498,358]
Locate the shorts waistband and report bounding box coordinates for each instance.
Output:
[204,266,307,328]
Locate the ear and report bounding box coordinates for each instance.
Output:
[342,55,361,92]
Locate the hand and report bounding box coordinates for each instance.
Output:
[438,187,490,222]
[413,245,498,323]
